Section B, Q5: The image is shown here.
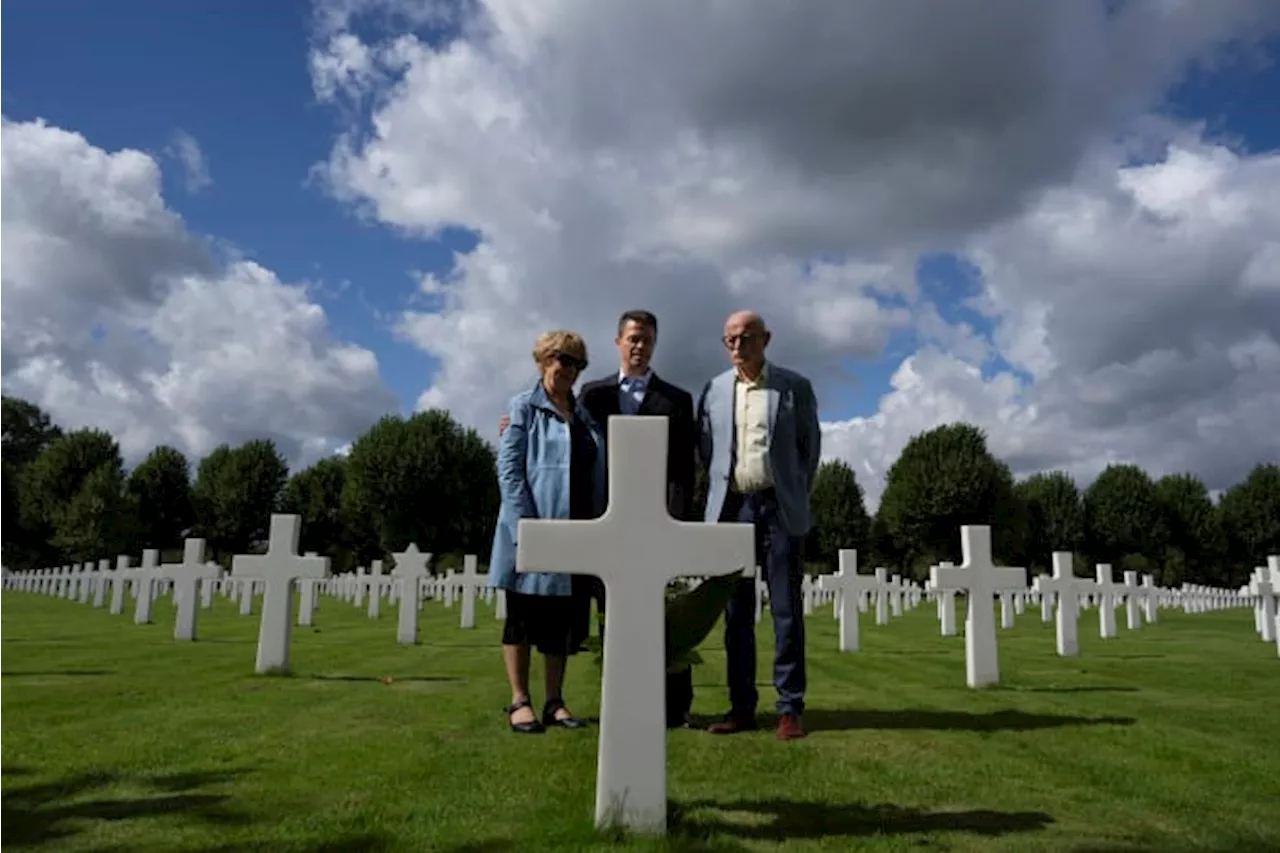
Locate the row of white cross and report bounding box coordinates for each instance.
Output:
[0,518,499,674]
[4,418,1277,836]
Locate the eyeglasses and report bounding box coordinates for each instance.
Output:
[553,351,588,372]
[722,332,762,349]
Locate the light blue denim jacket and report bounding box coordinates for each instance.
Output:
[487,381,607,596]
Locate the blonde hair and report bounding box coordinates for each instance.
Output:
[532,330,587,365]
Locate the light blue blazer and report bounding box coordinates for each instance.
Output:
[487,381,608,597]
[697,362,821,538]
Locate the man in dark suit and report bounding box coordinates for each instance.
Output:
[579,310,698,728]
[498,309,699,727]
[579,310,697,522]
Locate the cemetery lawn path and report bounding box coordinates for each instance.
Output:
[3,592,1279,853]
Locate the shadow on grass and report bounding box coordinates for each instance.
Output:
[1,767,253,848]
[435,843,517,853]
[699,708,1135,733]
[183,833,395,852]
[2,669,114,677]
[82,834,396,853]
[998,685,1141,694]
[1094,653,1166,660]
[307,674,463,684]
[670,798,1053,844]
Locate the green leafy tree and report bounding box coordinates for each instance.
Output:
[128,445,195,552]
[2,395,63,469]
[805,459,870,572]
[2,397,68,569]
[866,510,905,570]
[51,463,136,561]
[1218,463,1280,587]
[1082,464,1166,567]
[342,411,499,558]
[1014,471,1082,568]
[876,423,1019,577]
[20,429,123,558]
[281,456,349,558]
[1154,472,1222,587]
[193,439,289,557]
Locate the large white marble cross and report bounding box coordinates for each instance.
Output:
[818,549,879,652]
[516,416,754,833]
[161,538,221,641]
[391,544,432,645]
[928,526,1026,688]
[231,515,330,674]
[1032,552,1095,656]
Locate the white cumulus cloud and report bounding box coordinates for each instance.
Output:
[1,117,398,468]
[310,0,1280,509]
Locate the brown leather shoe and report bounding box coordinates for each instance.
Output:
[706,713,758,735]
[775,713,806,740]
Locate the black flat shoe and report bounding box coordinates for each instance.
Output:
[542,697,587,729]
[505,699,545,734]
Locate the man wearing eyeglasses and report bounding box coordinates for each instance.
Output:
[697,311,821,740]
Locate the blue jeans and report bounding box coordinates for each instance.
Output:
[722,488,806,717]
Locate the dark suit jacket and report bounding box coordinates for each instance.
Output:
[580,372,697,520]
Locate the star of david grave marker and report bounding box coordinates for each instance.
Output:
[391,544,432,645]
[517,416,754,832]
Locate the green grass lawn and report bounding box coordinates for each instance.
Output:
[3,590,1278,853]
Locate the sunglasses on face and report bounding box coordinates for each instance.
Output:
[553,351,588,372]
[723,332,762,349]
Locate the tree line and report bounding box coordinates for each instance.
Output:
[3,396,1276,587]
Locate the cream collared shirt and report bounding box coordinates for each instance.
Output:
[732,364,773,493]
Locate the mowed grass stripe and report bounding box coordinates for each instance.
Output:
[3,592,1278,852]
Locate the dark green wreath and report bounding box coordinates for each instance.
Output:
[579,570,744,673]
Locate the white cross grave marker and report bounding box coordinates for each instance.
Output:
[92,559,111,607]
[516,416,754,833]
[1032,552,1095,656]
[1095,564,1120,639]
[133,550,160,625]
[391,544,432,645]
[109,556,132,615]
[1122,570,1142,631]
[161,539,222,641]
[458,554,482,629]
[928,526,1027,688]
[366,560,385,620]
[231,515,330,674]
[818,550,880,652]
[1141,574,1158,624]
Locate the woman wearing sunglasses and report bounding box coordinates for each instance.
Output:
[487,330,608,734]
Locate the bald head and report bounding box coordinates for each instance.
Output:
[722,310,770,378]
[724,310,767,335]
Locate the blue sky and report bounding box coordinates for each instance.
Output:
[4,3,1278,426]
